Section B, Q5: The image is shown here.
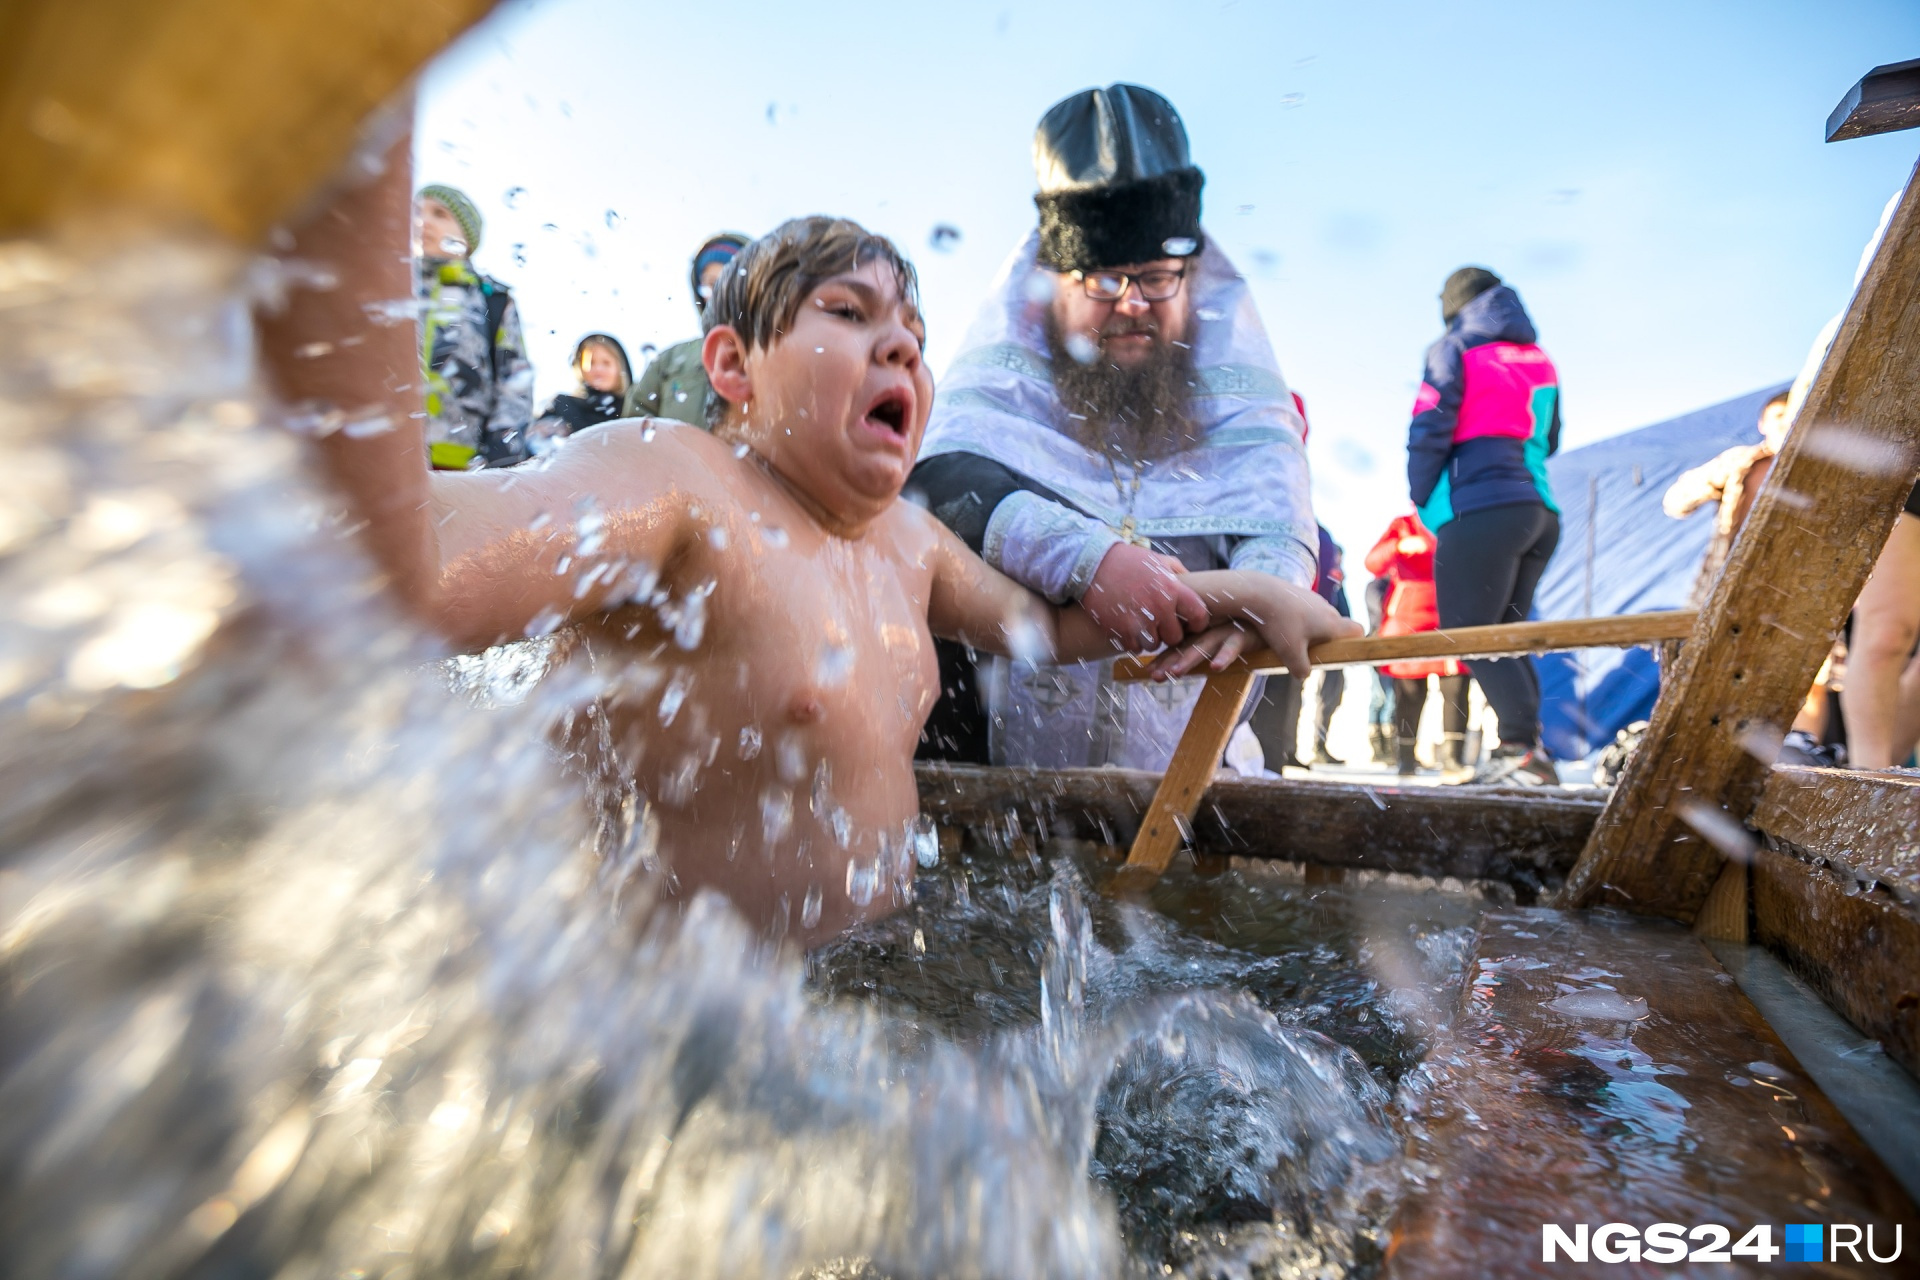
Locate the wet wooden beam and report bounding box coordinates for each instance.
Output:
[915,764,1600,898]
[1748,767,1920,1079]
[1562,159,1920,921]
[0,0,497,240]
[1754,764,1920,905]
[1110,609,1695,680]
[1383,908,1915,1278]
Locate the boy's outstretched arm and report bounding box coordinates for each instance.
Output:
[256,120,440,610]
[256,120,689,651]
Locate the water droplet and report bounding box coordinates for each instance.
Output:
[503,185,526,208]
[708,525,729,550]
[605,209,622,229]
[511,243,527,267]
[761,526,789,549]
[732,441,750,458]
[1196,306,1225,322]
[738,725,762,759]
[1161,236,1198,256]
[1279,92,1306,108]
[668,582,711,649]
[929,224,962,252]
[912,927,927,954]
[438,235,468,257]
[1064,332,1099,365]
[775,733,806,783]
[1023,272,1056,305]
[574,506,607,556]
[845,856,880,905]
[801,884,823,928]
[760,787,793,843]
[674,391,688,403]
[814,347,825,354]
[640,422,658,442]
[817,641,854,686]
[913,814,940,868]
[523,606,564,637]
[658,669,692,724]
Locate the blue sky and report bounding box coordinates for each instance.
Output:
[416,0,1919,566]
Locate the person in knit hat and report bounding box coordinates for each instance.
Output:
[624,232,752,427]
[413,185,534,469]
[911,84,1319,771]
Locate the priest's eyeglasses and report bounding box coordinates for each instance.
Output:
[1070,266,1188,303]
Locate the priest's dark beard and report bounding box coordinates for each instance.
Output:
[1043,312,1200,463]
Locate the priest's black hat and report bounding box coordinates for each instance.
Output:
[1033,84,1205,272]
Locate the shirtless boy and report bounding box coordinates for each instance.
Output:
[265,144,1358,944]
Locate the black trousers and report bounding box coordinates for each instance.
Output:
[1249,674,1303,767]
[1315,669,1346,750]
[1434,503,1560,748]
[1392,674,1471,743]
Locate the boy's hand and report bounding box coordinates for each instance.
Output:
[1147,622,1257,680]
[1150,576,1362,679]
[1080,543,1210,652]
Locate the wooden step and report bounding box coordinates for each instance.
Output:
[1384,907,1917,1278]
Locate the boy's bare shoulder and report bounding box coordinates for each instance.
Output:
[547,419,740,491]
[886,494,954,556]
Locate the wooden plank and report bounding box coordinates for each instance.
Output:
[1111,610,1695,680]
[1383,907,1916,1279]
[914,763,1601,899]
[0,0,497,240]
[1119,668,1252,879]
[1827,56,1920,143]
[1692,858,1749,944]
[1563,157,1920,921]
[1751,843,1920,1082]
[1755,764,1920,905]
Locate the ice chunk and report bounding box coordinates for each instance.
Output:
[1547,990,1649,1021]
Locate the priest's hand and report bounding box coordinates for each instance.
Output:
[1080,544,1210,651]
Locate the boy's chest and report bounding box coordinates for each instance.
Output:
[697,536,940,734]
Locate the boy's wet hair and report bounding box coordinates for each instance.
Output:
[701,216,920,426]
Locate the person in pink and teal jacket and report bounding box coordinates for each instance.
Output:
[1404,266,1562,786]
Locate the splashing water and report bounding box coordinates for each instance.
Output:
[0,234,1134,1280]
[0,233,1450,1280]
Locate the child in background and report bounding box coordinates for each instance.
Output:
[1365,513,1470,777]
[529,332,634,454]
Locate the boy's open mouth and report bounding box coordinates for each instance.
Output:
[862,387,911,440]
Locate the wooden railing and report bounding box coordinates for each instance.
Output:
[1115,609,1699,883]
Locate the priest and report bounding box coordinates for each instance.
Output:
[913,83,1318,770]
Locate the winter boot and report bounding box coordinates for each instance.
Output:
[1395,736,1419,777]
[1368,726,1393,765]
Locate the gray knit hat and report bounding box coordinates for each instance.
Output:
[418,184,482,255]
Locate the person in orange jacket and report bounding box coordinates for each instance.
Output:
[1364,513,1471,776]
